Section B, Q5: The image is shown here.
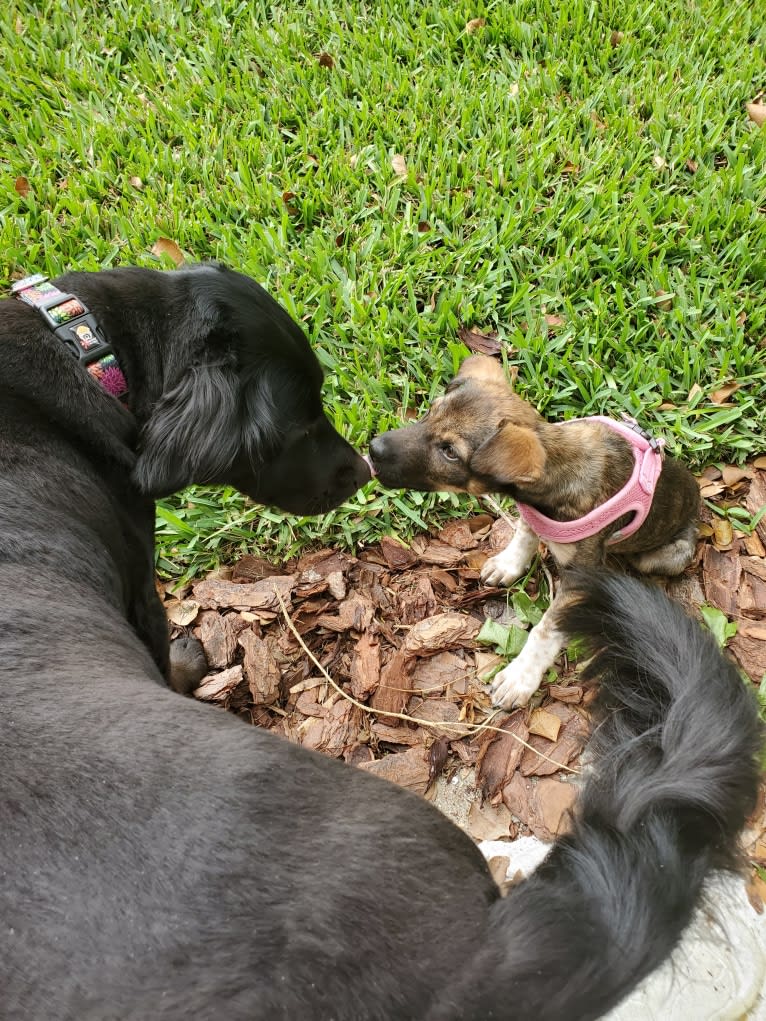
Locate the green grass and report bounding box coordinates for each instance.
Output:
[2,0,765,578]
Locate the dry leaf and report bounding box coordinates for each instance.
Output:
[14,176,30,197]
[710,381,740,404]
[391,154,408,178]
[544,313,564,329]
[317,52,334,69]
[653,155,667,170]
[685,159,698,174]
[476,713,529,798]
[752,455,766,469]
[688,382,703,402]
[655,289,673,312]
[528,707,562,742]
[151,237,185,267]
[165,598,200,626]
[561,161,579,175]
[467,799,513,841]
[465,17,486,33]
[610,30,624,46]
[720,464,750,488]
[746,103,766,128]
[457,325,502,357]
[128,175,143,189]
[711,516,734,550]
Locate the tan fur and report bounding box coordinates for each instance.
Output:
[369,355,701,708]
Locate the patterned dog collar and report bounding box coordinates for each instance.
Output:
[11,274,128,402]
[516,415,665,546]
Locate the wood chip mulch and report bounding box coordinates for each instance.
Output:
[160,462,766,896]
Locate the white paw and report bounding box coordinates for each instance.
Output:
[491,659,542,710]
[481,550,529,587]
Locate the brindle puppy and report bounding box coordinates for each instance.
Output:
[369,355,699,708]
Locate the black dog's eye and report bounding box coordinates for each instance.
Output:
[440,443,459,462]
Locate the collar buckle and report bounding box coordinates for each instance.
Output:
[12,274,129,401]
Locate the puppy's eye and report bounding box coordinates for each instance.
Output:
[440,443,459,462]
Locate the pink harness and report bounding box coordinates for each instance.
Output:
[516,416,665,546]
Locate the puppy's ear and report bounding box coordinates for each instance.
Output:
[132,362,242,497]
[456,355,509,386]
[470,421,546,486]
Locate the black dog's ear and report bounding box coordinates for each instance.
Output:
[132,362,242,497]
[469,420,547,486]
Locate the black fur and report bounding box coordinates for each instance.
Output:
[0,264,369,677]
[0,267,759,1017]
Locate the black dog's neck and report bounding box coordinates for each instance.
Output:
[55,268,176,422]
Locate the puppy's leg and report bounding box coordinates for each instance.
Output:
[490,591,570,709]
[628,522,697,576]
[481,518,540,587]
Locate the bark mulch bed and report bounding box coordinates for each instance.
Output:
[160,462,766,900]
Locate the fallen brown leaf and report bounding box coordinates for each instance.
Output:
[544,313,564,329]
[476,713,529,799]
[720,464,750,488]
[465,17,486,33]
[317,52,334,68]
[528,707,562,742]
[467,799,513,841]
[165,598,200,626]
[457,325,502,357]
[710,381,740,405]
[14,176,30,197]
[391,154,408,178]
[711,516,734,550]
[151,237,185,266]
[746,103,766,128]
[610,30,624,46]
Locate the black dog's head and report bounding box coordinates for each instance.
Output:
[119,265,369,514]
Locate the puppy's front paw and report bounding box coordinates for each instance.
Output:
[491,659,542,710]
[481,550,528,587]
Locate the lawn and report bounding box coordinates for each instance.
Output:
[2,0,765,579]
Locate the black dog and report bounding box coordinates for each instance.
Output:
[0,264,369,684]
[1,267,761,1019]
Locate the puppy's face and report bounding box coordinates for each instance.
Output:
[369,356,544,495]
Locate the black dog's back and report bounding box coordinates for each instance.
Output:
[2,571,759,1019]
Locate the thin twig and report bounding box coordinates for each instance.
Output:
[275,590,580,775]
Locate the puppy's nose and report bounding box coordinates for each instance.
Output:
[369,434,389,463]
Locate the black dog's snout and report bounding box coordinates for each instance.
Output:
[338,457,370,491]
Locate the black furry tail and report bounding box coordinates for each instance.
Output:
[431,571,762,1021]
